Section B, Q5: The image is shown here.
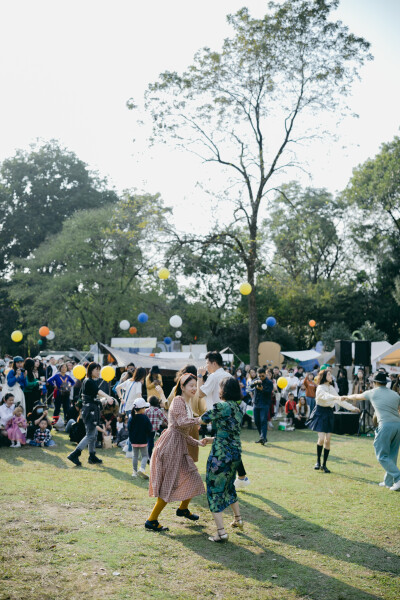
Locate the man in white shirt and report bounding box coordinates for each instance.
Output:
[197,351,232,410]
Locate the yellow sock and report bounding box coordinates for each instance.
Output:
[178,499,191,511]
[149,498,167,521]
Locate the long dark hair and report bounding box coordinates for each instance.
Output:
[133,367,146,382]
[175,374,197,396]
[317,369,333,386]
[87,362,101,379]
[24,357,36,382]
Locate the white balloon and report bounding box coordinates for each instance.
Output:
[175,331,182,339]
[169,315,182,328]
[46,330,55,340]
[261,324,268,330]
[119,320,130,330]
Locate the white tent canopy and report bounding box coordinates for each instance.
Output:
[100,343,204,371]
[281,350,321,362]
[373,341,400,368]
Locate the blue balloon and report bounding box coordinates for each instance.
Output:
[137,312,149,323]
[266,316,277,327]
[164,337,172,345]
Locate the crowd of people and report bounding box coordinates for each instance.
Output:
[1,350,400,540]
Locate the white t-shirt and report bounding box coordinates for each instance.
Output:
[0,403,15,427]
[200,368,233,410]
[116,380,142,412]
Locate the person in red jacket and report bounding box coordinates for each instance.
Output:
[285,393,297,427]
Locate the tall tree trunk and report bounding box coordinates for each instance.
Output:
[247,263,258,366]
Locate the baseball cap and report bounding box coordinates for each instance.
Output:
[133,398,150,409]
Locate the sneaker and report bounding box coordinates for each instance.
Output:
[378,482,390,488]
[14,442,21,448]
[390,480,400,491]
[255,439,263,444]
[234,477,251,489]
[122,445,129,453]
[132,470,138,478]
[125,451,133,458]
[138,469,149,480]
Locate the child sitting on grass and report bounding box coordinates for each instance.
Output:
[6,406,27,448]
[30,419,56,447]
[128,398,152,479]
[116,415,129,448]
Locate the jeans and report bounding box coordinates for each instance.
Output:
[76,422,97,454]
[65,419,76,433]
[54,392,70,418]
[30,439,55,447]
[373,422,400,486]
[133,446,148,472]
[254,405,270,441]
[306,396,316,413]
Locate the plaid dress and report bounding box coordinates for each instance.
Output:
[149,396,205,502]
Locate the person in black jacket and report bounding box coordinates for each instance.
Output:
[66,362,114,467]
[249,368,273,445]
[128,398,152,479]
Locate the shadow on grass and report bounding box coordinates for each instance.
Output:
[242,449,289,464]
[268,443,372,468]
[173,530,382,600]
[239,493,400,575]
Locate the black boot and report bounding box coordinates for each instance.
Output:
[67,448,82,467]
[314,444,323,470]
[88,452,103,464]
[321,448,330,473]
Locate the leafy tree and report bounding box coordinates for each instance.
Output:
[321,322,352,351]
[267,183,345,283]
[356,321,387,342]
[9,194,171,346]
[135,0,371,364]
[0,140,117,274]
[342,135,400,257]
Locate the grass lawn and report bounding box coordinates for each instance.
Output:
[0,426,399,600]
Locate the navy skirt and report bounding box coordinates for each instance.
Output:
[306,405,334,433]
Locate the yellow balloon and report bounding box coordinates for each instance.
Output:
[11,330,23,343]
[101,365,115,382]
[277,376,288,389]
[73,365,86,380]
[239,283,252,295]
[158,268,170,280]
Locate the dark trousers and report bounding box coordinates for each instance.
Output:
[148,431,156,457]
[54,392,70,418]
[254,405,270,441]
[237,460,246,477]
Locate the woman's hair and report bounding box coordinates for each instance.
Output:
[174,364,197,383]
[317,369,333,386]
[11,359,22,371]
[175,373,197,396]
[24,357,36,382]
[1,393,15,404]
[150,365,160,375]
[133,367,146,382]
[58,363,67,372]
[149,395,160,407]
[219,377,241,402]
[87,362,101,379]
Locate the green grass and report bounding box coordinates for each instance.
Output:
[1,426,399,600]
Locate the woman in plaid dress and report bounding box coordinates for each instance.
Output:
[146,373,212,532]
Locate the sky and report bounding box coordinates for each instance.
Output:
[0,0,399,232]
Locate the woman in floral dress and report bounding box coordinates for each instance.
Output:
[200,377,244,543]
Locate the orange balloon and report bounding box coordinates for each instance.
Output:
[309,320,316,328]
[39,326,50,337]
[129,326,137,335]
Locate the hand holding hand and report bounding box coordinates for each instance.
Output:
[204,436,214,445]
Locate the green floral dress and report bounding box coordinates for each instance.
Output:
[201,400,243,513]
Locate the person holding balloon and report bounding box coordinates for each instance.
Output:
[67,362,115,467]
